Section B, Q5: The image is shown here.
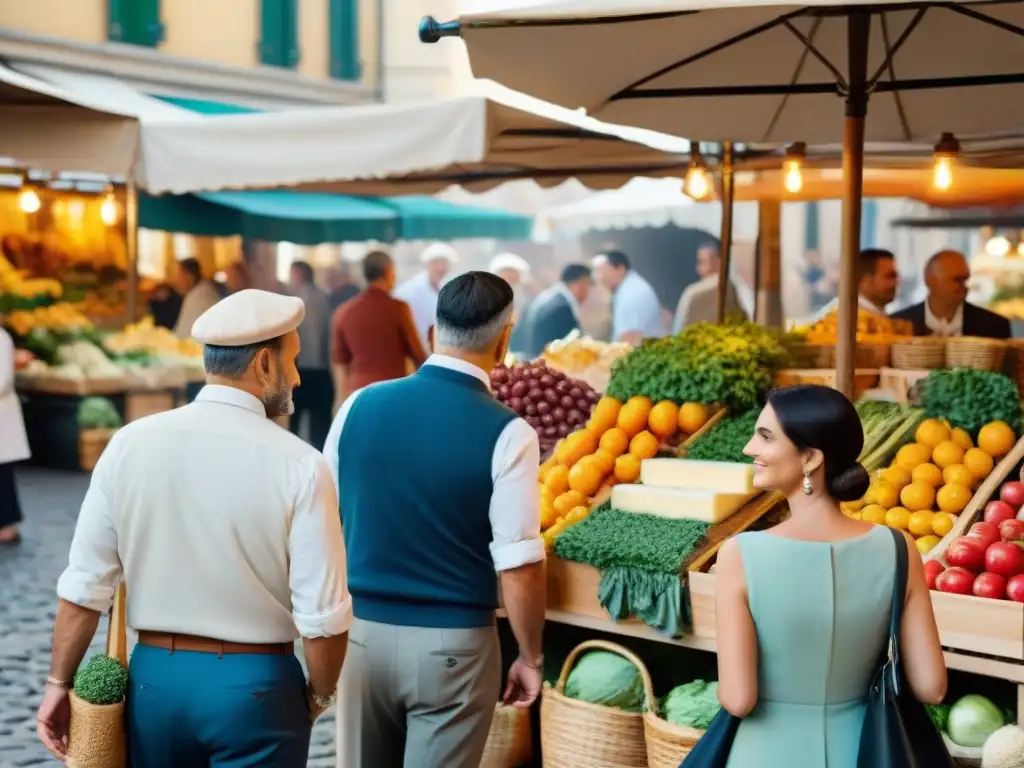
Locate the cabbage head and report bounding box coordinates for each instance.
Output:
[564,651,645,712]
[661,680,721,729]
[947,694,1006,748]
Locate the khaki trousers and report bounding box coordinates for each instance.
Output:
[336,617,501,768]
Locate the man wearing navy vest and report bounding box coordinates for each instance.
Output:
[324,271,547,768]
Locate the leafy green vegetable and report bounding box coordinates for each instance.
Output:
[77,397,123,430]
[685,410,758,463]
[661,680,722,729]
[74,655,128,705]
[922,369,1022,436]
[555,507,710,573]
[605,319,789,412]
[927,703,952,732]
[947,693,1006,748]
[564,651,646,712]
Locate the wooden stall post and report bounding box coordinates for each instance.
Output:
[755,199,782,327]
[125,181,139,324]
[715,141,735,324]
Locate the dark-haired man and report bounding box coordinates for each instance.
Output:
[331,251,427,405]
[38,289,351,766]
[524,262,593,356]
[173,257,221,339]
[592,249,664,343]
[324,271,546,768]
[289,261,334,448]
[812,248,899,320]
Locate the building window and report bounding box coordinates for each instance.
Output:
[329,0,360,81]
[260,0,300,69]
[108,0,164,47]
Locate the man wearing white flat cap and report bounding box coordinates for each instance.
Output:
[395,242,458,350]
[37,289,352,767]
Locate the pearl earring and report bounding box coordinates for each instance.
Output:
[802,473,813,495]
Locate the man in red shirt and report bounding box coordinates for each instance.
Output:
[332,251,428,407]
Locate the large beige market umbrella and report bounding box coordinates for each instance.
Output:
[421,0,1024,396]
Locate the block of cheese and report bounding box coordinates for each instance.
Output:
[639,459,756,494]
[611,483,754,524]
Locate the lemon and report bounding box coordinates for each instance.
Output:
[916,534,941,554]
[936,483,972,514]
[908,510,936,537]
[884,507,911,530]
[895,443,932,472]
[911,463,944,488]
[932,511,955,538]
[942,464,974,488]
[963,447,995,482]
[950,427,974,450]
[900,481,936,512]
[878,466,912,490]
[932,440,966,469]
[861,504,887,525]
[915,419,951,448]
[868,482,900,509]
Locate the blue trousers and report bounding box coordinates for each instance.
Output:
[127,645,312,767]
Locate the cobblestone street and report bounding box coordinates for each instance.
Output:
[0,468,337,767]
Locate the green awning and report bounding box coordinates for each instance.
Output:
[139,190,532,244]
[150,95,262,115]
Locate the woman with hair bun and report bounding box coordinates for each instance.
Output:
[713,384,947,767]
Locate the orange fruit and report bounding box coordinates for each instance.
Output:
[564,506,591,526]
[648,401,680,440]
[568,458,603,496]
[629,430,660,461]
[894,443,932,472]
[963,447,995,481]
[915,419,951,449]
[553,489,587,516]
[950,428,974,450]
[591,450,616,475]
[540,485,555,508]
[942,464,974,488]
[979,421,1015,457]
[599,427,630,457]
[678,402,711,434]
[861,505,887,524]
[932,511,955,538]
[587,396,622,435]
[932,440,965,469]
[884,507,910,530]
[543,464,571,496]
[900,481,936,512]
[555,429,598,466]
[936,483,972,514]
[614,453,642,484]
[540,499,559,529]
[867,481,900,509]
[878,466,911,490]
[910,463,943,488]
[908,510,936,537]
[616,396,653,437]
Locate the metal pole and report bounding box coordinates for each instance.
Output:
[125,180,139,323]
[716,141,735,324]
[836,13,870,399]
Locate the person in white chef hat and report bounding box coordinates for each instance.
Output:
[489,252,534,356]
[394,243,458,351]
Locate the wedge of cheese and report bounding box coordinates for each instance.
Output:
[639,459,756,494]
[611,484,754,524]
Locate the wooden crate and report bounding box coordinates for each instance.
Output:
[923,434,1024,659]
[772,369,879,401]
[876,367,930,404]
[125,391,176,423]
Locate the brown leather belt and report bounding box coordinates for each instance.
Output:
[137,631,293,657]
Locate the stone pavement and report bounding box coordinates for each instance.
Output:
[0,468,337,767]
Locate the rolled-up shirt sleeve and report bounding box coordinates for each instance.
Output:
[289,454,353,638]
[489,417,546,571]
[56,460,122,613]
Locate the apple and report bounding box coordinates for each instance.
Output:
[1000,519,1024,542]
[935,567,976,595]
[985,541,1024,579]
[946,536,987,572]
[924,560,945,590]
[1007,574,1024,602]
[1001,481,1024,509]
[973,572,1008,600]
[967,522,1001,551]
[985,500,1017,526]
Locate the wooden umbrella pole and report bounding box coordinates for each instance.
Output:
[716,141,735,324]
[836,13,870,399]
[125,180,139,324]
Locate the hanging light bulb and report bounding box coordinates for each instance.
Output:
[18,187,41,214]
[783,142,806,194]
[932,132,959,191]
[100,190,119,226]
[684,152,710,200]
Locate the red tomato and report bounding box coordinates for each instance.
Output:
[973,571,1008,600]
[999,519,1024,542]
[985,541,1024,579]
[946,537,987,573]
[1007,574,1024,603]
[924,560,945,590]
[985,501,1017,526]
[935,567,976,595]
[967,522,1001,551]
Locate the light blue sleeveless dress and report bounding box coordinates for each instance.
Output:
[724,526,896,768]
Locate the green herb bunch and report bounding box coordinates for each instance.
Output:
[922,368,1022,436]
[605,320,789,412]
[73,655,128,705]
[685,410,759,463]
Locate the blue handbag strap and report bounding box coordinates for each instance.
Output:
[886,527,909,694]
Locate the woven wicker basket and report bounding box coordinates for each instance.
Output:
[480,703,532,768]
[787,343,835,369]
[78,429,117,472]
[945,336,1007,371]
[540,640,651,768]
[643,710,704,768]
[890,339,947,370]
[1007,340,1024,397]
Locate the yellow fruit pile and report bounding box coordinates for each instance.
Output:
[4,302,92,336]
[843,418,1014,554]
[0,254,62,299]
[538,395,712,550]
[800,307,910,344]
[104,316,201,357]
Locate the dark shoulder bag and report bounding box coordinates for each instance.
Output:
[678,706,741,768]
[857,527,956,768]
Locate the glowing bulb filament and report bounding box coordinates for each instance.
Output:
[686,167,710,200]
[932,156,953,191]
[18,188,41,214]
[100,194,119,225]
[783,160,803,194]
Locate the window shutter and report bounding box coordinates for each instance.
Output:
[285,0,301,68]
[260,0,300,69]
[329,0,360,81]
[108,0,164,47]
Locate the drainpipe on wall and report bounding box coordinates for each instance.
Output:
[374,0,385,102]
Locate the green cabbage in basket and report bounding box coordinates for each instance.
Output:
[563,651,645,712]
